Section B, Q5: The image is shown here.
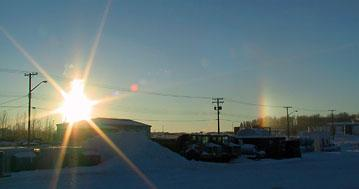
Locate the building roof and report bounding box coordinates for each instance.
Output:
[57,118,151,128]
[92,118,151,127]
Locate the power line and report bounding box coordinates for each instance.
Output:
[222,119,242,123]
[295,107,329,113]
[221,112,257,119]
[136,119,214,122]
[0,68,28,74]
[33,107,51,111]
[0,94,25,98]
[0,67,338,114]
[29,95,215,116]
[108,106,214,116]
[227,98,331,113]
[33,71,212,100]
[0,95,27,106]
[92,83,212,100]
[40,72,211,100]
[0,105,27,108]
[225,98,284,108]
[0,67,204,100]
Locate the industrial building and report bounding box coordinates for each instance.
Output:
[330,122,359,135]
[56,118,151,145]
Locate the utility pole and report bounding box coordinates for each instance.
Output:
[32,107,37,140]
[25,72,47,146]
[212,98,224,134]
[284,106,292,139]
[329,109,336,140]
[25,72,38,146]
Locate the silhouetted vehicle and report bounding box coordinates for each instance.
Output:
[153,133,301,162]
[177,134,242,162]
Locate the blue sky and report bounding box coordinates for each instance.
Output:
[0,0,358,132]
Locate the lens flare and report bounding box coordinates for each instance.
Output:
[59,79,95,123]
[130,84,139,92]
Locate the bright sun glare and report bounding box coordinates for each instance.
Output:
[60,79,94,123]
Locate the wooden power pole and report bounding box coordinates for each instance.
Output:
[329,109,336,139]
[284,106,292,138]
[212,98,224,134]
[25,72,38,146]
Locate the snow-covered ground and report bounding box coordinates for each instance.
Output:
[1,133,359,189]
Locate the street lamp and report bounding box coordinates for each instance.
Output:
[27,79,47,146]
[289,110,298,137]
[31,80,47,92]
[285,106,297,139]
[289,110,298,116]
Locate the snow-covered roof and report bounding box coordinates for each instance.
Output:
[57,118,151,128]
[93,118,151,127]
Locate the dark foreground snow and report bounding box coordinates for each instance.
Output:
[1,133,359,189]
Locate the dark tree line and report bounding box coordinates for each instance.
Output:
[239,112,359,135]
[0,110,56,143]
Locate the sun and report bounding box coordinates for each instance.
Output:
[59,79,95,123]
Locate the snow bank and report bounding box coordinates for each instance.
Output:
[335,135,359,151]
[83,132,190,170]
[3,137,359,189]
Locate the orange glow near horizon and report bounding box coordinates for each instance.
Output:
[258,86,268,127]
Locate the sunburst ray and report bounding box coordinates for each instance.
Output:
[87,120,157,189]
[49,122,75,189]
[0,27,65,96]
[83,0,112,85]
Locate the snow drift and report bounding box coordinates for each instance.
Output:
[83,132,191,170]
